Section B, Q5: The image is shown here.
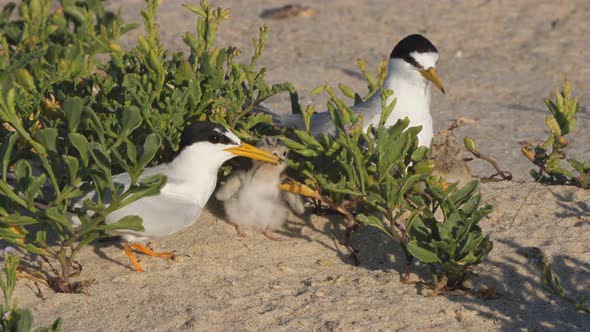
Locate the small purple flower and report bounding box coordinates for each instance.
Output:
[2,310,11,321]
[344,124,354,135]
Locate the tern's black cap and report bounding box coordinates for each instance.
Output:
[177,121,236,152]
[389,34,438,68]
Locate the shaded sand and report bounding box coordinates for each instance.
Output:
[12,183,590,330]
[4,0,590,330]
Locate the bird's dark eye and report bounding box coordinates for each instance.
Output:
[208,134,221,143]
[282,151,287,157]
[208,133,232,145]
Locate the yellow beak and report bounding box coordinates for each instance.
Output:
[278,180,322,200]
[224,143,280,164]
[419,67,445,94]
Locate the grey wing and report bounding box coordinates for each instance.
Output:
[215,174,243,201]
[253,95,383,138]
[107,193,201,238]
[282,192,305,215]
[252,100,340,137]
[253,104,307,130]
[307,91,384,138]
[350,91,383,129]
[264,110,336,138]
[69,166,166,210]
[308,112,336,138]
[68,171,133,210]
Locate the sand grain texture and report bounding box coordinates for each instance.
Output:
[4,0,590,330]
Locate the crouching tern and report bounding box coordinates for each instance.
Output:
[70,122,279,272]
[258,34,445,146]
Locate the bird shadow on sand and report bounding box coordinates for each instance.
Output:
[206,194,408,272]
[281,204,415,277]
[90,237,130,270]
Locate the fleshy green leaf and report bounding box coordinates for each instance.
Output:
[68,133,90,167]
[64,97,84,133]
[33,128,58,153]
[407,241,442,264]
[99,215,144,232]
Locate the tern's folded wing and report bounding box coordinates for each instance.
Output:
[106,193,201,238]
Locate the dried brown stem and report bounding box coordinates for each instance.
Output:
[467,149,512,182]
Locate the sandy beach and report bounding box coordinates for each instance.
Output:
[4,0,590,330]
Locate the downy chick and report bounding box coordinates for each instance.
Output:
[430,128,473,185]
[216,136,304,239]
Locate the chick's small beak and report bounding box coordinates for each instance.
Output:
[224,143,280,164]
[419,67,445,94]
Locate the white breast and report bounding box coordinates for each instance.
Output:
[380,58,434,146]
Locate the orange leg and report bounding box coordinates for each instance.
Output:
[130,243,175,259]
[124,243,145,272]
[124,243,176,272]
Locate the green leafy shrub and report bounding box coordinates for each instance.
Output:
[407,180,493,290]
[0,0,293,292]
[1,0,293,163]
[522,79,590,188]
[282,73,492,289]
[1,253,62,331]
[0,92,166,292]
[0,0,136,86]
[282,84,431,261]
[91,0,293,162]
[0,1,164,292]
[0,0,136,140]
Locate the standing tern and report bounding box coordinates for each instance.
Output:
[70,121,279,272]
[259,34,445,146]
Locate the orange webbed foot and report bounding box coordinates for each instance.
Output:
[124,242,176,272]
[130,242,176,260]
[124,243,145,272]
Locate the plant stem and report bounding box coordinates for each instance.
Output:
[57,246,70,285]
[317,193,360,264]
[401,244,413,281]
[467,148,512,182]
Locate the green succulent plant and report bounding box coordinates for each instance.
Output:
[282,70,491,288]
[0,0,294,292]
[407,180,493,289]
[522,79,590,188]
[0,92,165,292]
[66,0,293,164]
[1,254,63,331]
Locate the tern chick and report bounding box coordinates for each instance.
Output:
[430,128,473,185]
[216,136,304,239]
